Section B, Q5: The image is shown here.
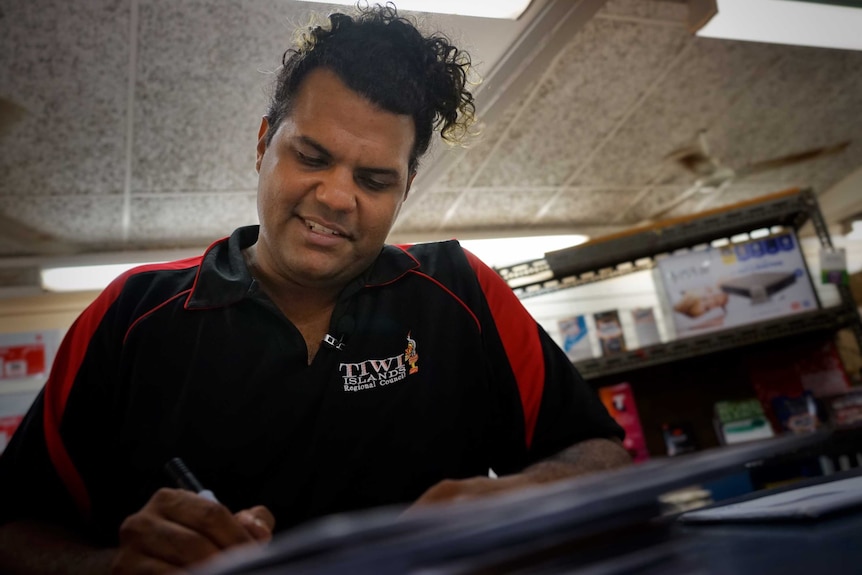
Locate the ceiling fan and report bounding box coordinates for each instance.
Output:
[645,130,851,221]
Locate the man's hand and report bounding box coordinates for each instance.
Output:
[409,474,533,508]
[409,437,631,511]
[111,488,274,575]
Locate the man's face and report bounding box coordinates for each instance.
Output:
[254,68,415,291]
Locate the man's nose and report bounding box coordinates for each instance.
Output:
[314,168,357,212]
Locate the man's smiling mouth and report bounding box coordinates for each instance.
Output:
[304,218,344,237]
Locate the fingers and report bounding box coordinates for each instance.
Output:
[235,506,275,542]
[114,488,259,573]
[407,475,531,513]
[157,490,253,549]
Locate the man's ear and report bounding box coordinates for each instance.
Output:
[255,117,270,173]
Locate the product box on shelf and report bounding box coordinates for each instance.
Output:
[599,383,649,462]
[713,398,775,445]
[656,231,818,338]
[771,392,821,434]
[631,307,661,347]
[594,310,626,356]
[823,388,862,429]
[557,315,593,362]
[661,421,698,456]
[747,339,851,430]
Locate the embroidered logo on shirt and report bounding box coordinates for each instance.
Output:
[339,332,419,392]
[405,331,419,375]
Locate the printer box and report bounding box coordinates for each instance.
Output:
[657,231,818,338]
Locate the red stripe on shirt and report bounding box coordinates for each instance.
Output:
[462,250,544,449]
[43,259,200,519]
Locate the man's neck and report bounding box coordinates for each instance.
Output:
[243,246,342,363]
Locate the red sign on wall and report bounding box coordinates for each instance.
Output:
[0,344,46,379]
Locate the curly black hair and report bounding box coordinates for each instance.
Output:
[265,3,475,173]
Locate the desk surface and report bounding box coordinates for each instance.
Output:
[196,432,862,575]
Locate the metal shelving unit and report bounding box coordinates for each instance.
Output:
[496,188,862,380]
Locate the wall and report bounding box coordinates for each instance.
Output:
[0,290,99,451]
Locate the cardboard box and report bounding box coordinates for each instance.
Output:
[657,232,818,338]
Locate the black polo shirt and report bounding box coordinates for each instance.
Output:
[0,226,622,543]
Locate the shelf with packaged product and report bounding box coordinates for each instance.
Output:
[496,187,862,382]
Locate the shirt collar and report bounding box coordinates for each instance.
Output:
[185,226,257,309]
[186,226,420,308]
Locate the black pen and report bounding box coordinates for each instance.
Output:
[165,457,219,503]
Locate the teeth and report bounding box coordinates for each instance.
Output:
[306,220,340,236]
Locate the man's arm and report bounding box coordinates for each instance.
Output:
[0,521,115,575]
[410,437,631,507]
[0,490,274,575]
[519,437,632,481]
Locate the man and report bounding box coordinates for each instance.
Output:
[0,5,629,574]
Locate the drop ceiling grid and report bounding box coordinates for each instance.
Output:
[441,188,559,229]
[390,191,461,234]
[533,188,644,226]
[0,196,125,247]
[0,0,129,198]
[468,17,690,190]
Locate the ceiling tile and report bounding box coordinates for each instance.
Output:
[600,0,689,21]
[0,0,129,197]
[0,195,124,245]
[618,185,700,222]
[703,47,862,188]
[470,17,690,188]
[438,102,525,189]
[573,37,787,187]
[443,189,557,229]
[132,0,300,193]
[536,188,640,225]
[391,191,460,234]
[129,193,258,245]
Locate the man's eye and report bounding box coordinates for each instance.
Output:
[297,152,326,167]
[361,177,389,191]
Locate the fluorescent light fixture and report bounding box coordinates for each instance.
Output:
[696,0,862,51]
[38,234,587,292]
[290,0,533,19]
[41,263,165,293]
[458,234,589,269]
